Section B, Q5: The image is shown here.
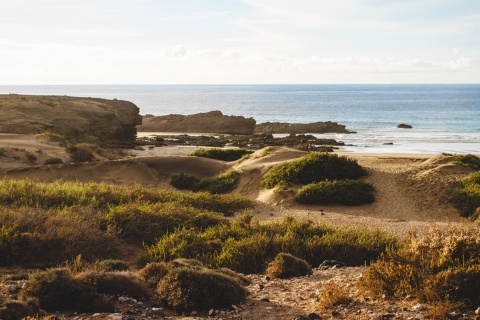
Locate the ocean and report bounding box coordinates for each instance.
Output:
[1,84,479,155]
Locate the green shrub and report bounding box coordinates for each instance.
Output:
[170,173,199,190]
[24,151,37,163]
[449,154,480,171]
[0,224,23,266]
[450,171,480,218]
[295,179,375,205]
[171,169,240,194]
[157,267,247,311]
[103,202,226,244]
[95,259,129,271]
[188,148,254,161]
[20,268,111,312]
[66,143,98,162]
[0,147,6,156]
[358,225,480,307]
[262,153,367,188]
[266,253,312,279]
[75,271,151,299]
[43,157,63,165]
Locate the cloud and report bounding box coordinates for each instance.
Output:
[165,45,187,58]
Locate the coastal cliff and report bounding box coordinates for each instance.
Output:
[0,95,142,146]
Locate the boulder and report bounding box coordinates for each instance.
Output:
[255,121,352,134]
[0,95,141,147]
[397,123,413,129]
[138,111,256,135]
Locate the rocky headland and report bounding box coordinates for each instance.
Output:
[137,111,352,135]
[138,111,256,135]
[0,94,142,147]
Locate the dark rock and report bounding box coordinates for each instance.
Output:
[319,260,346,268]
[138,111,256,135]
[0,95,141,147]
[307,312,323,319]
[397,123,413,129]
[293,316,311,320]
[255,121,352,134]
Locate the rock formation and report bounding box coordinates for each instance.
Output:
[0,95,142,147]
[397,123,413,129]
[254,121,352,134]
[138,111,256,135]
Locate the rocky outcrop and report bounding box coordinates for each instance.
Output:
[397,123,413,129]
[0,95,142,147]
[255,121,352,134]
[138,111,256,135]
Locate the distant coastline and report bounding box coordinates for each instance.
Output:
[1,84,479,154]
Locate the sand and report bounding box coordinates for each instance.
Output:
[0,134,473,237]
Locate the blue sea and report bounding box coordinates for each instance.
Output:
[1,84,479,155]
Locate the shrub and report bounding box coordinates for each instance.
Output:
[449,154,480,171]
[40,131,69,146]
[138,262,170,287]
[75,271,151,299]
[0,147,6,156]
[262,153,367,189]
[266,253,312,279]
[295,179,375,205]
[103,202,226,244]
[43,157,63,165]
[450,171,480,218]
[157,267,247,312]
[0,299,40,320]
[317,282,352,309]
[171,170,240,194]
[20,268,110,312]
[95,259,129,271]
[188,148,254,161]
[66,143,98,162]
[24,151,37,163]
[358,225,480,307]
[0,224,23,266]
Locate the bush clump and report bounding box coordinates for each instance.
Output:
[171,169,240,194]
[295,179,375,205]
[20,268,110,312]
[0,300,40,320]
[449,154,480,171]
[262,153,367,189]
[95,259,130,271]
[450,171,480,219]
[43,157,63,165]
[357,225,480,307]
[266,253,312,279]
[66,143,98,162]
[188,148,254,161]
[157,267,248,312]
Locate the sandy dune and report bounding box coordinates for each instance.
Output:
[0,134,474,236]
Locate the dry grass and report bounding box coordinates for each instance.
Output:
[317,282,353,309]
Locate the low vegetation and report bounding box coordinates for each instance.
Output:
[262,153,367,189]
[157,267,248,312]
[43,157,63,165]
[262,152,373,205]
[357,224,480,308]
[188,148,254,161]
[295,179,375,205]
[449,154,480,171]
[171,169,240,194]
[66,143,98,162]
[142,215,397,274]
[0,178,252,266]
[266,253,312,279]
[317,282,353,309]
[450,171,480,219]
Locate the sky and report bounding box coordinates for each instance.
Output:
[1,0,480,84]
